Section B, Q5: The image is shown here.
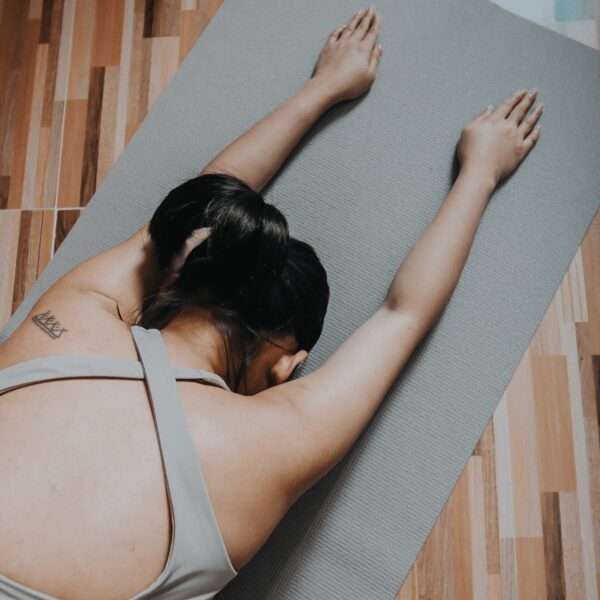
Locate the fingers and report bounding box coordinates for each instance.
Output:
[508,89,538,124]
[362,9,381,47]
[327,25,345,44]
[523,124,542,152]
[519,102,544,137]
[368,43,383,72]
[493,89,528,120]
[336,7,381,44]
[341,9,366,38]
[357,6,376,40]
[474,104,494,123]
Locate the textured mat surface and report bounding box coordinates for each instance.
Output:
[2,0,600,598]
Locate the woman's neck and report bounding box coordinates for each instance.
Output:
[160,306,231,384]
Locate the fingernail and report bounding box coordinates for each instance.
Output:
[529,88,538,97]
[538,103,544,111]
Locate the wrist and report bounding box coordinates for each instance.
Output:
[458,164,497,193]
[303,76,340,110]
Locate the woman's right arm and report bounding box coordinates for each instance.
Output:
[257,88,544,503]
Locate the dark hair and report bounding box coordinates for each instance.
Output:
[136,173,329,392]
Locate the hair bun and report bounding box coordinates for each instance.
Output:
[149,173,290,314]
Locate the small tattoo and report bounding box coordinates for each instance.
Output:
[32,310,68,340]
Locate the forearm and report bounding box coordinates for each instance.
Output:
[384,167,495,324]
[200,78,336,191]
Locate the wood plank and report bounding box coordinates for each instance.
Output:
[0,1,30,176]
[34,126,51,207]
[452,466,473,600]
[493,392,516,539]
[479,420,501,576]
[507,350,543,536]
[499,537,517,600]
[66,0,95,100]
[467,457,487,600]
[532,355,577,492]
[147,0,181,37]
[11,210,55,311]
[30,0,44,21]
[114,0,135,157]
[54,208,81,251]
[576,322,600,585]
[559,491,586,600]
[53,0,74,104]
[564,319,599,597]
[126,4,151,142]
[38,0,52,41]
[0,175,9,209]
[414,497,456,600]
[92,0,124,66]
[515,537,547,599]
[57,99,87,207]
[0,211,21,328]
[80,66,105,205]
[40,0,64,127]
[22,44,49,209]
[7,18,41,209]
[581,217,600,353]
[97,65,119,186]
[540,492,567,598]
[42,100,65,208]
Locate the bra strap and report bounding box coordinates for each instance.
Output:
[0,356,145,396]
[0,355,230,398]
[129,325,235,587]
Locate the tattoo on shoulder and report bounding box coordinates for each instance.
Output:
[31,310,68,340]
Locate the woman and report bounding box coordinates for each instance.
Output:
[0,6,543,600]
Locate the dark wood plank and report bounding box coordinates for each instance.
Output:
[41,0,64,128]
[80,66,105,205]
[0,175,10,209]
[54,209,81,252]
[0,1,31,178]
[541,492,566,600]
[39,0,54,44]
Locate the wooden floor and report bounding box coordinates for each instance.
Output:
[0,1,598,598]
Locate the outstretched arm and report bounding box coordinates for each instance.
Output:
[200,7,383,191]
[383,89,542,323]
[36,9,383,321]
[262,89,544,502]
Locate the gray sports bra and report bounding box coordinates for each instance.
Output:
[0,325,238,599]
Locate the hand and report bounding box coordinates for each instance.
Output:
[312,6,383,104]
[458,89,544,186]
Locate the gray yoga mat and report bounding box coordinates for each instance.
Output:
[2,0,599,598]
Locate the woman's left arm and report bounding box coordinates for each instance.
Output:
[201,6,382,191]
[199,79,336,191]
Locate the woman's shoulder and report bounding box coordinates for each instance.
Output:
[0,285,137,370]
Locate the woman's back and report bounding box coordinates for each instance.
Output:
[0,295,290,599]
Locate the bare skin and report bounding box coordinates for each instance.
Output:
[0,6,543,599]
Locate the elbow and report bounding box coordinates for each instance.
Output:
[378,300,438,336]
[198,162,259,191]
